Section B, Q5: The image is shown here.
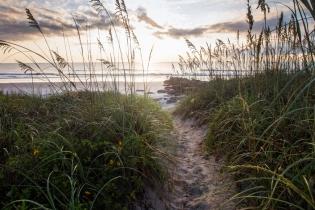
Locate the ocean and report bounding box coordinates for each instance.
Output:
[0,62,182,107]
[0,62,177,83]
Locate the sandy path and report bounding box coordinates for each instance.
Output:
[166,117,236,210]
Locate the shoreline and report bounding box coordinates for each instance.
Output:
[0,79,187,109]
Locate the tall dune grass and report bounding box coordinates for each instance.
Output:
[0,92,172,209]
[0,0,153,95]
[177,0,315,80]
[175,0,315,209]
[0,1,172,209]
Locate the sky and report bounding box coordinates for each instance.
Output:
[0,0,293,63]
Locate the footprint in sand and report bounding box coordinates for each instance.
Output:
[165,118,236,210]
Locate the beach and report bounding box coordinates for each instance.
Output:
[1,0,314,209]
[0,79,182,109]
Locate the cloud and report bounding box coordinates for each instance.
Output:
[209,21,248,33]
[154,15,283,39]
[154,26,209,39]
[0,4,118,41]
[136,7,163,29]
[210,15,283,33]
[0,1,287,42]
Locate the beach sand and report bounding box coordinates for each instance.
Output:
[0,80,180,109]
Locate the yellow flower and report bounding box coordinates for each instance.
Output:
[118,140,122,147]
[117,140,123,152]
[84,191,92,196]
[109,159,114,165]
[32,148,40,157]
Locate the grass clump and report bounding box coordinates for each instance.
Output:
[176,70,315,209]
[174,0,315,208]
[0,1,173,208]
[206,71,315,209]
[174,78,240,123]
[0,91,171,209]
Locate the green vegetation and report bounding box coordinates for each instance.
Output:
[0,91,171,209]
[176,57,315,210]
[175,0,315,209]
[1,0,315,209]
[0,1,172,209]
[206,72,315,209]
